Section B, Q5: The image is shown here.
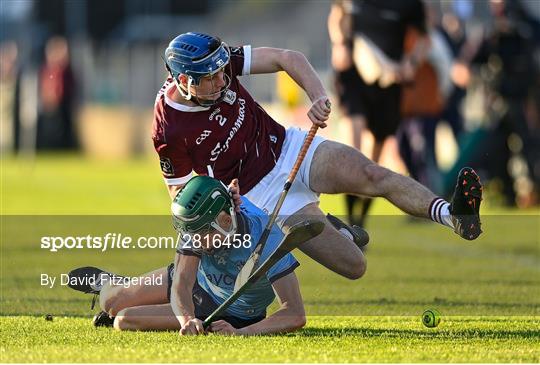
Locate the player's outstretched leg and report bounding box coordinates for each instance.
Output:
[309,141,483,240]
[114,303,179,331]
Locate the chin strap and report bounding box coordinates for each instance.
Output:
[174,76,193,101]
[163,57,194,103]
[167,70,231,108]
[173,76,214,108]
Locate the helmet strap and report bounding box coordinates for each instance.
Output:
[175,69,231,108]
[173,75,212,108]
[174,75,193,101]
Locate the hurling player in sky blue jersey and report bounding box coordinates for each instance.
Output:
[67,176,306,335]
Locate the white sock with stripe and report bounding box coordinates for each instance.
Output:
[429,197,454,229]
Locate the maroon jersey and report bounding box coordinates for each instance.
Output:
[152,45,286,193]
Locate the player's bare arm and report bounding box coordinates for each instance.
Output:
[170,253,205,335]
[209,272,305,336]
[250,47,331,127]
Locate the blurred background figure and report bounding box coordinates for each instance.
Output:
[328,0,359,226]
[0,41,21,153]
[398,2,463,196]
[328,0,365,226]
[328,0,429,227]
[36,36,78,150]
[443,0,540,208]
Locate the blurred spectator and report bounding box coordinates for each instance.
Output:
[445,0,539,207]
[36,36,78,150]
[328,0,365,225]
[0,41,21,153]
[328,0,429,226]
[439,10,472,141]
[398,4,466,195]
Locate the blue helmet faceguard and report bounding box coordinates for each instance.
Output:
[164,32,232,107]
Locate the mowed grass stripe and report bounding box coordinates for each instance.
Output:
[1,316,538,363]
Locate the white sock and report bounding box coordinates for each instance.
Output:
[339,227,354,241]
[429,197,454,229]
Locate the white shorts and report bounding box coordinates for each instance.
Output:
[245,127,326,224]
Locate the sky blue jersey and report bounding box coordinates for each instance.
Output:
[177,196,299,319]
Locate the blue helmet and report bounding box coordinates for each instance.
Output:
[164,32,230,84]
[164,32,232,106]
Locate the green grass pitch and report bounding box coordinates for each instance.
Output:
[1,155,539,363]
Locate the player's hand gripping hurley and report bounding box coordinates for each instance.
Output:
[233,100,330,292]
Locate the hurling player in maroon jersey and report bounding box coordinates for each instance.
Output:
[153,32,483,280]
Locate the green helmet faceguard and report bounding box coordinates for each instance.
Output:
[171,176,237,238]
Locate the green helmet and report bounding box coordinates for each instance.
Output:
[171,176,237,237]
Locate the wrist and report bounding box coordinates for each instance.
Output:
[236,327,250,336]
[177,315,195,326]
[311,95,329,104]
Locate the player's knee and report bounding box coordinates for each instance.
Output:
[343,254,367,280]
[363,163,391,196]
[356,257,367,279]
